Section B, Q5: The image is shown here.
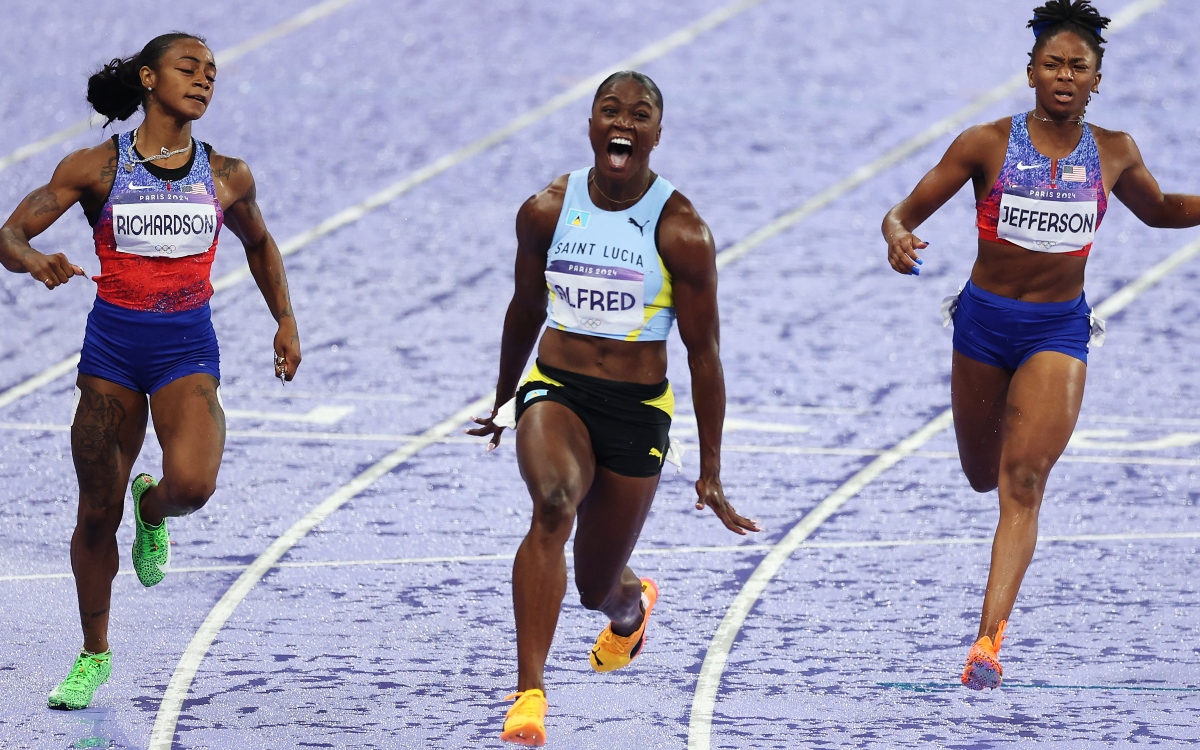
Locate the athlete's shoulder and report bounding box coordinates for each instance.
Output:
[53,137,119,189]
[207,147,253,183]
[658,187,714,260]
[957,117,1012,150]
[1088,123,1139,156]
[517,173,569,235]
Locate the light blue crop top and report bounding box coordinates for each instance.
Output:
[544,168,676,342]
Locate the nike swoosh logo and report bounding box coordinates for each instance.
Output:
[1016,162,1045,171]
[128,185,157,190]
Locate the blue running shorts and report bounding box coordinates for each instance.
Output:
[79,297,221,394]
[951,280,1091,370]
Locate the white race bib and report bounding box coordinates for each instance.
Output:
[998,186,1098,253]
[112,192,218,258]
[546,260,644,336]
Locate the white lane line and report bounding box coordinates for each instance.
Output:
[7,531,1196,583]
[147,393,492,749]
[0,0,767,418]
[687,1,1178,744]
[4,422,1198,467]
[0,0,362,174]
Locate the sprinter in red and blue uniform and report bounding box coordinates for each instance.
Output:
[0,33,301,710]
[882,0,1200,692]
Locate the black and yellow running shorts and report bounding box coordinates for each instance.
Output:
[514,359,673,478]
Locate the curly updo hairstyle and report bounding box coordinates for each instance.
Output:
[87,32,208,125]
[1028,0,1112,69]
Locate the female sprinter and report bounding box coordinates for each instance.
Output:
[468,71,759,745]
[0,33,301,709]
[882,0,1200,690]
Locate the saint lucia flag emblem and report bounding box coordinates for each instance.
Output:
[566,209,590,228]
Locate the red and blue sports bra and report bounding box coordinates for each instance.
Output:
[976,112,1107,257]
[87,131,224,313]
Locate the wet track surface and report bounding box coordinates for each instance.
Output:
[1,0,1199,747]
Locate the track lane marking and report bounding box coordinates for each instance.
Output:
[0,0,363,174]
[0,0,767,417]
[6,530,1196,583]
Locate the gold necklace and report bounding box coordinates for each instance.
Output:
[1029,110,1085,126]
[589,172,650,207]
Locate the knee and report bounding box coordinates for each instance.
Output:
[964,469,999,494]
[529,484,576,540]
[578,586,610,613]
[165,475,216,514]
[76,504,121,546]
[1000,458,1051,510]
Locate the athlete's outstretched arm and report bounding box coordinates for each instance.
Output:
[882,125,996,275]
[213,153,301,381]
[467,182,561,449]
[659,194,759,536]
[0,149,100,288]
[1107,132,1200,229]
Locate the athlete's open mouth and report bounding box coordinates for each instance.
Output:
[607,137,633,170]
[1053,88,1074,103]
[185,95,208,105]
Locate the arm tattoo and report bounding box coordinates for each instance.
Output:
[29,187,62,218]
[213,156,243,181]
[99,142,118,187]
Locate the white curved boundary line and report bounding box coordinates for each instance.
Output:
[0,0,766,417]
[147,393,492,748]
[0,0,363,174]
[687,232,1199,747]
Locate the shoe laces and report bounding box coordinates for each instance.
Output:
[62,654,103,688]
[991,620,1008,653]
[504,689,546,719]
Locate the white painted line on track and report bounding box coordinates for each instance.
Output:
[0,0,768,418]
[0,0,363,174]
[4,422,1198,467]
[687,1,1178,744]
[147,393,493,750]
[6,531,1196,583]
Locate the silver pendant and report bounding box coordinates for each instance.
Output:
[124,163,135,172]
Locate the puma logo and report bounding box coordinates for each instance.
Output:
[590,647,604,666]
[628,217,648,235]
[649,447,664,463]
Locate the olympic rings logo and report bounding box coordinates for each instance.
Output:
[578,318,604,329]
[154,245,178,254]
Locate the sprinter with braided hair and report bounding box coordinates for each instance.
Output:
[0,33,301,709]
[882,0,1200,690]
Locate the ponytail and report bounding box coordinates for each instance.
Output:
[86,32,207,125]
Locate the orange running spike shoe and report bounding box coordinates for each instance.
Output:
[961,619,1008,690]
[589,578,659,673]
[501,689,547,747]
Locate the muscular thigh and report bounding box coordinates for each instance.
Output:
[1000,351,1086,473]
[515,400,596,507]
[951,351,1013,489]
[71,375,148,506]
[149,374,225,480]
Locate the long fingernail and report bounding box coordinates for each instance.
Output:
[915,259,924,265]
[912,268,920,276]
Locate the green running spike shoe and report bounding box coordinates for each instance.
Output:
[48,650,112,710]
[131,473,169,587]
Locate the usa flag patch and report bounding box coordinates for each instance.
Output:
[1061,165,1087,183]
[182,183,208,195]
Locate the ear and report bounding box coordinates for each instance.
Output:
[1027,64,1035,88]
[138,65,157,92]
[653,124,662,149]
[1091,72,1102,93]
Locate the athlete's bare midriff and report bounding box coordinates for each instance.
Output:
[537,327,667,385]
[970,238,1088,302]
